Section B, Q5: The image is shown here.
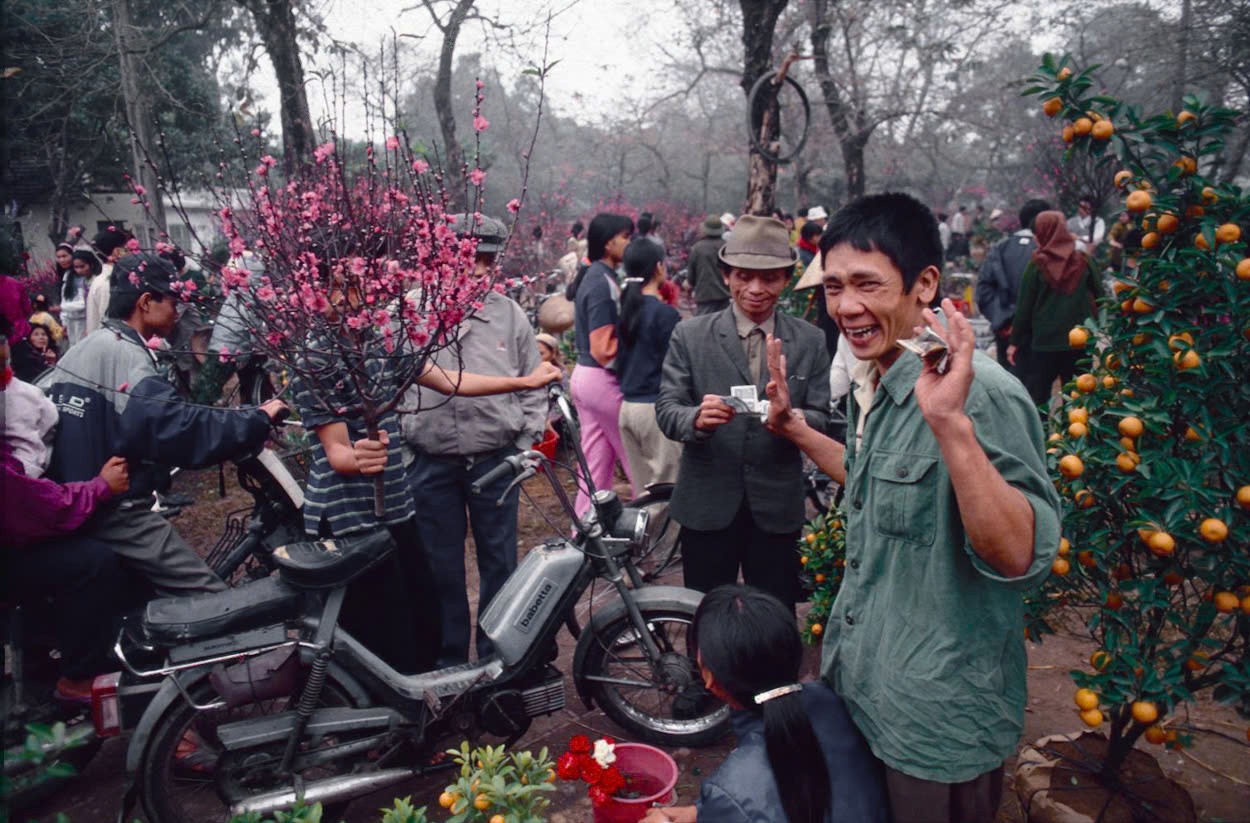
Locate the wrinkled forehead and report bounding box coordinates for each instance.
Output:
[728,266,789,283]
[820,242,902,284]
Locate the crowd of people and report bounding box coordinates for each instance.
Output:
[3,187,1136,822]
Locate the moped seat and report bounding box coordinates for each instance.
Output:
[270,531,395,590]
[143,575,305,645]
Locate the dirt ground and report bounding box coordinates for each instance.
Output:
[18,461,1250,823]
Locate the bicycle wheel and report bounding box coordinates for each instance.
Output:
[746,70,811,165]
[626,486,683,582]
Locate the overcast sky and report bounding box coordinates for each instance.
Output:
[245,0,685,131]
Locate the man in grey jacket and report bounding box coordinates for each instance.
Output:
[975,199,1049,370]
[656,216,830,610]
[401,214,548,666]
[684,215,730,315]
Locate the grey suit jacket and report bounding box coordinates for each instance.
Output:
[656,307,831,533]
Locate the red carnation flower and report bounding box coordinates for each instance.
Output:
[580,759,604,784]
[569,735,592,755]
[588,785,611,808]
[556,751,581,780]
[599,765,626,795]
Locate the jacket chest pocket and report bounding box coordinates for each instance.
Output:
[869,451,940,546]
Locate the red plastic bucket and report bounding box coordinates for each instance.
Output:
[592,743,679,823]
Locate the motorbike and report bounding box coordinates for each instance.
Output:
[1,443,307,815]
[113,386,730,822]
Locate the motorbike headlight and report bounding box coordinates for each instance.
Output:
[610,506,650,549]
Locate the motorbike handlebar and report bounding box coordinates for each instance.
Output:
[471,453,527,496]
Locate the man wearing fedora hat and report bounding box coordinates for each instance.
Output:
[685,215,730,316]
[656,215,830,610]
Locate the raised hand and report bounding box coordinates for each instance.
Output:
[914,298,976,428]
[764,334,800,434]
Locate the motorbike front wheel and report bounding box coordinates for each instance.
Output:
[582,607,731,747]
[139,676,363,823]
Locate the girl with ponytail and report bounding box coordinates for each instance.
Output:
[643,585,887,823]
[615,240,682,495]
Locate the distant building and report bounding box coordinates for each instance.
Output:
[9,191,227,266]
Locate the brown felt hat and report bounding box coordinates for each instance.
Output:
[717,215,798,270]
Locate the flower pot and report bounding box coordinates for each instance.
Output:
[592,743,678,823]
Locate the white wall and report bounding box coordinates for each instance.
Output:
[18,192,224,266]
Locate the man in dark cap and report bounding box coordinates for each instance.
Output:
[401,215,548,666]
[684,215,730,315]
[38,253,287,596]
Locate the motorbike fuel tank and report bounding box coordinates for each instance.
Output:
[479,540,581,666]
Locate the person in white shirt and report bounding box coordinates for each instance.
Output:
[84,227,133,336]
[1066,195,1106,254]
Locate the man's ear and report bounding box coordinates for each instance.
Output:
[913,265,941,306]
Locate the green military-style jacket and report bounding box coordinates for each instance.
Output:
[822,350,1061,783]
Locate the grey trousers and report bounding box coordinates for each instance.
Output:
[87,505,227,598]
[885,764,1003,823]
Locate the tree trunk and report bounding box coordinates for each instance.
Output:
[112,0,167,245]
[808,0,868,199]
[432,0,475,209]
[739,0,788,216]
[241,0,315,174]
[1173,0,1191,113]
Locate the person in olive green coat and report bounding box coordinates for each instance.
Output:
[1007,211,1103,406]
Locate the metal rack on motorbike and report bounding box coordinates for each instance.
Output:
[98,384,729,822]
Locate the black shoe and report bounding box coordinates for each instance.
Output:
[156,491,195,508]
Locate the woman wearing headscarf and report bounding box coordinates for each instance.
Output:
[1008,211,1103,406]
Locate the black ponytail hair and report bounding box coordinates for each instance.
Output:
[567,212,633,300]
[618,240,665,347]
[693,586,831,823]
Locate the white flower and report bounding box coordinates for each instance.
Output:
[592,738,616,768]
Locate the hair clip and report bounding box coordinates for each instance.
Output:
[753,683,802,704]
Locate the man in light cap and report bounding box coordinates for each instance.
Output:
[401,214,548,666]
[656,215,830,611]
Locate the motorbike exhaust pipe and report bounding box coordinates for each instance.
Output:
[229,768,416,817]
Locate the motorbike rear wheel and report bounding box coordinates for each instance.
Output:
[139,676,364,823]
[582,606,731,747]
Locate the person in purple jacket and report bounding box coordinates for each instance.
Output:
[1,320,140,702]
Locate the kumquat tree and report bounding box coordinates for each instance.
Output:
[1022,52,1250,786]
[798,507,847,645]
